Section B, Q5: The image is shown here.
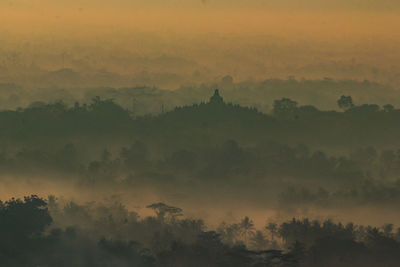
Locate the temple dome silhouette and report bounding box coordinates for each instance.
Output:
[209,89,224,104]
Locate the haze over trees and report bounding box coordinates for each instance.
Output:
[2,0,400,265]
[0,78,399,115]
[0,88,399,266]
[2,195,400,266]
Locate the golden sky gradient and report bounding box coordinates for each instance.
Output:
[2,0,399,36]
[1,0,400,87]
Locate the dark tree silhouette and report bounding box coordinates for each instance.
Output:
[147,203,183,221]
[273,97,298,116]
[383,104,395,112]
[337,95,354,110]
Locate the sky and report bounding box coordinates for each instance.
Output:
[1,0,400,87]
[2,0,400,10]
[2,0,399,33]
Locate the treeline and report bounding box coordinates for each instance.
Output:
[0,78,398,114]
[279,179,400,208]
[1,94,400,149]
[2,195,400,267]
[0,140,365,182]
[3,140,400,208]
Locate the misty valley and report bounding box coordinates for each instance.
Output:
[1,88,400,266]
[3,0,400,265]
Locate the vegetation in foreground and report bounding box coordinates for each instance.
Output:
[2,195,400,267]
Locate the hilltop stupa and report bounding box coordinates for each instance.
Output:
[209,89,224,104]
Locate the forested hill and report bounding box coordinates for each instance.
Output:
[0,95,400,150]
[0,78,397,115]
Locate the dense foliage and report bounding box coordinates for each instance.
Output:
[2,195,400,267]
[1,92,400,266]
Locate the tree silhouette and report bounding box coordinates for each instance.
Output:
[0,195,52,240]
[249,230,269,250]
[147,203,183,221]
[383,104,394,112]
[337,95,354,110]
[266,222,278,242]
[239,216,255,245]
[273,98,298,116]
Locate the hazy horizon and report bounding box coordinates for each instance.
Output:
[2,0,400,89]
[2,2,400,266]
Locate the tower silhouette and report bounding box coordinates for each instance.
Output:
[209,89,224,104]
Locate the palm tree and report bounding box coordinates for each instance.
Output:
[250,230,269,250]
[266,222,278,242]
[239,216,255,245]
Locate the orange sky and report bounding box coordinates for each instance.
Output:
[1,1,400,86]
[1,1,400,37]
